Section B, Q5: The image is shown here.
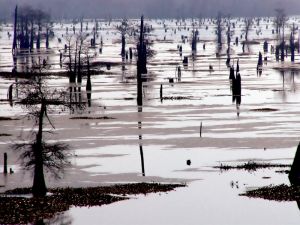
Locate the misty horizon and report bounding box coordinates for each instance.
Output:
[0,0,300,20]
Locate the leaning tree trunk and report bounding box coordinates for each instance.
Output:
[32,100,47,197]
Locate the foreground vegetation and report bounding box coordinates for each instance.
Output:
[0,183,185,224]
[241,184,300,202]
[214,161,291,171]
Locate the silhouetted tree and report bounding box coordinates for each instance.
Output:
[137,16,148,106]
[216,12,223,47]
[12,5,51,51]
[64,33,89,84]
[290,23,296,62]
[229,66,235,80]
[12,5,18,52]
[274,8,287,36]
[258,51,263,66]
[274,9,287,62]
[63,32,96,109]
[191,19,198,52]
[80,17,83,33]
[117,18,132,57]
[11,86,70,196]
[10,62,84,197]
[244,18,252,42]
[198,14,204,29]
[225,15,233,64]
[290,32,295,62]
[263,40,268,52]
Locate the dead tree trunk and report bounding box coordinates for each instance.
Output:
[281,24,285,61]
[30,21,34,50]
[77,51,82,84]
[46,28,49,49]
[280,42,285,61]
[68,43,76,84]
[137,16,145,106]
[290,32,295,62]
[216,14,222,47]
[12,5,18,52]
[24,18,29,49]
[3,153,7,174]
[36,31,40,49]
[138,121,145,176]
[86,56,92,107]
[121,33,126,57]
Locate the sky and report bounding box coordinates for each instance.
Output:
[0,0,299,19]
